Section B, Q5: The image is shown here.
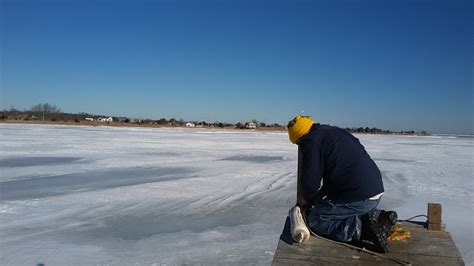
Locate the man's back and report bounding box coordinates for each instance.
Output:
[299,124,384,202]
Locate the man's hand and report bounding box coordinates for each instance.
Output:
[297,195,308,208]
[297,191,325,208]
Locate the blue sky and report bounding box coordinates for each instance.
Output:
[1,0,472,134]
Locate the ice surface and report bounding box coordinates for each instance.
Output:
[0,124,472,265]
[0,156,83,168]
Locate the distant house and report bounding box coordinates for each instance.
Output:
[185,122,195,127]
[97,117,113,123]
[85,117,94,122]
[245,122,257,129]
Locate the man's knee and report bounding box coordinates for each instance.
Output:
[308,211,362,242]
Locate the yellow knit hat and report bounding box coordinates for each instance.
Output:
[287,115,315,144]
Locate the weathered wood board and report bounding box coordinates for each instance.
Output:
[272,218,464,265]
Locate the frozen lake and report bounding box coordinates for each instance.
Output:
[0,124,472,265]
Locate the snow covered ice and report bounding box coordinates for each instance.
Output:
[0,124,472,265]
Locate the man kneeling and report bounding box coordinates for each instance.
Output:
[288,115,397,253]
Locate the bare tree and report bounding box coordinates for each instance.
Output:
[30,103,61,120]
[30,103,61,113]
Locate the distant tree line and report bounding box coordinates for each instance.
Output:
[344,127,429,136]
[0,103,429,135]
[2,104,68,121]
[0,104,286,129]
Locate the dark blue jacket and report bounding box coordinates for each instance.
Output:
[299,124,384,203]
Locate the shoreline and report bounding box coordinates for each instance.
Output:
[0,120,441,137]
[0,120,287,132]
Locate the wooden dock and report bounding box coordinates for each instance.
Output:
[272,218,464,265]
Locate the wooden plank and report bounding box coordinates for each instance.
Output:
[272,218,464,266]
[273,243,396,264]
[380,252,464,266]
[273,251,394,265]
[428,203,442,224]
[388,223,462,258]
[273,251,464,266]
[428,203,442,231]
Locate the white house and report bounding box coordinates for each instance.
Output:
[85,118,94,122]
[97,117,113,123]
[245,122,257,129]
[185,122,195,127]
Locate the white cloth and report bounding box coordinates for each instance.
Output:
[369,192,384,200]
[289,206,310,243]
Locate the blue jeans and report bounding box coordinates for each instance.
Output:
[307,197,380,242]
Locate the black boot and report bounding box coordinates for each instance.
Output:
[378,210,398,236]
[361,210,390,253]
